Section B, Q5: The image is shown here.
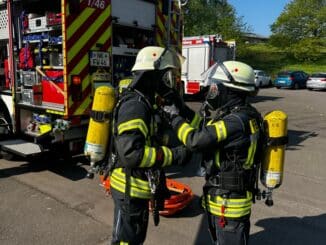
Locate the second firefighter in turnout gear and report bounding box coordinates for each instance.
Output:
[109,46,191,245]
[163,61,264,245]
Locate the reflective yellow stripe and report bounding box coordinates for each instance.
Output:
[212,121,227,142]
[118,119,148,138]
[112,168,150,190]
[110,176,151,199]
[177,123,194,145]
[74,96,92,115]
[110,168,151,199]
[249,119,259,133]
[156,7,166,46]
[190,113,202,129]
[120,242,128,245]
[205,204,251,218]
[215,150,220,167]
[244,134,257,169]
[161,146,173,167]
[68,9,109,63]
[209,192,252,207]
[139,146,156,168]
[118,78,132,93]
[244,119,259,169]
[45,109,64,115]
[202,192,252,218]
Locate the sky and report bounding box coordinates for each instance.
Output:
[228,0,291,37]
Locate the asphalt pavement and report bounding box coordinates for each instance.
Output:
[1,87,326,245]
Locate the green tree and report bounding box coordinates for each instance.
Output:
[183,0,249,41]
[270,0,326,62]
[291,38,324,62]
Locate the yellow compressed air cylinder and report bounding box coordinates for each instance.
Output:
[261,110,288,189]
[84,85,116,165]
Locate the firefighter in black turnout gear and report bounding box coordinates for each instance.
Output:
[163,61,264,245]
[109,46,191,245]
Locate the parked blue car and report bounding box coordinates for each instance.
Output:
[274,71,309,89]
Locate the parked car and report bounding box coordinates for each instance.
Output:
[254,70,272,87]
[306,72,326,90]
[274,71,308,89]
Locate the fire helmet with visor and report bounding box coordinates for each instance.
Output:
[130,46,184,90]
[211,61,256,92]
[204,61,256,110]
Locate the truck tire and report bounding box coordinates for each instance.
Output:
[0,150,16,161]
[0,103,12,136]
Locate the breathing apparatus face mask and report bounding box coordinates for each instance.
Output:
[203,62,238,111]
[156,69,178,99]
[162,69,176,90]
[154,47,182,91]
[205,81,228,111]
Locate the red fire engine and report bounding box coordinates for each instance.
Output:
[0,0,182,160]
[181,34,236,97]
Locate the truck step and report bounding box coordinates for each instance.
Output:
[0,139,44,157]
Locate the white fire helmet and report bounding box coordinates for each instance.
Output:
[211,61,256,92]
[131,46,184,72]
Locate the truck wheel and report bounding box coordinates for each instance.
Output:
[0,109,12,136]
[0,150,15,161]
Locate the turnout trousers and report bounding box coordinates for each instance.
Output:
[111,189,149,245]
[208,213,251,245]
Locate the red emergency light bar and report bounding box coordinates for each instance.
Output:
[182,39,205,45]
[182,35,222,46]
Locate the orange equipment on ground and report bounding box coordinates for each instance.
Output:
[99,176,193,216]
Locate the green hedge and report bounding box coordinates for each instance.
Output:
[237,43,326,79]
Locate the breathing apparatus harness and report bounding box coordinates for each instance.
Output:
[202,103,264,242]
[200,62,264,240]
[103,80,170,226]
[201,61,262,198]
[210,104,262,191]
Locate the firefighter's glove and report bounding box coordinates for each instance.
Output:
[171,145,191,166]
[163,104,180,121]
[163,89,185,110]
[199,101,211,118]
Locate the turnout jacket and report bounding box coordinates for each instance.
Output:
[110,90,174,200]
[171,104,263,219]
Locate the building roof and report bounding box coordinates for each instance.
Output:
[242,32,269,44]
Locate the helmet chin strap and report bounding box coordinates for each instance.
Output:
[216,96,242,112]
[207,85,245,119]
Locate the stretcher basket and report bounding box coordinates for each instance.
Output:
[99,176,193,216]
